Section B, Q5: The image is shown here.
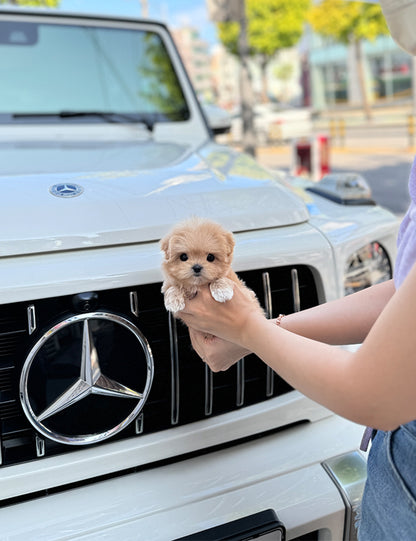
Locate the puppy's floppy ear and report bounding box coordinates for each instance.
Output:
[160,234,171,260]
[224,230,235,257]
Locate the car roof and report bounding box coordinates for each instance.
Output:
[0,6,168,31]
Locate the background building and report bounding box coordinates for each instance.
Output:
[210,43,239,108]
[172,16,413,114]
[309,33,413,110]
[172,26,214,101]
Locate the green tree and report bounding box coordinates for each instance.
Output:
[138,33,189,119]
[0,0,59,5]
[217,0,310,102]
[308,0,389,119]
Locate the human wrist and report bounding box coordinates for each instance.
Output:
[238,311,269,350]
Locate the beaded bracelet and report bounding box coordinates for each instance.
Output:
[275,314,285,326]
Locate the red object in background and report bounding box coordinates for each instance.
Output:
[292,134,330,181]
[318,134,330,177]
[294,141,311,176]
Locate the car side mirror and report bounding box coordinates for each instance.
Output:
[201,103,231,135]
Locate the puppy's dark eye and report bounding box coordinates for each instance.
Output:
[206,253,215,262]
[180,253,188,261]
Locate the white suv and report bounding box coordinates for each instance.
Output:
[0,8,398,541]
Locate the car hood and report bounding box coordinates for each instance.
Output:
[0,139,309,257]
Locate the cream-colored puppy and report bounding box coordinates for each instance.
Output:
[160,217,263,316]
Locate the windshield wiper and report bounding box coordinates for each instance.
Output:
[12,111,154,132]
[60,111,154,131]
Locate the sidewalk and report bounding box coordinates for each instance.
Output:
[313,102,416,152]
[314,101,415,127]
[256,143,415,174]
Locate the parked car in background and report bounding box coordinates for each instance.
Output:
[0,7,398,541]
[231,102,313,145]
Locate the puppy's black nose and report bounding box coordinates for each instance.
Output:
[192,264,203,274]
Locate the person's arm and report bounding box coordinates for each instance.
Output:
[180,273,416,430]
[186,279,395,372]
[279,279,395,344]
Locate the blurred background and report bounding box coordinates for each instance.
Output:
[2,0,415,214]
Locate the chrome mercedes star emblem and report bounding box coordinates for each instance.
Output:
[49,183,84,198]
[20,312,154,445]
[37,319,143,422]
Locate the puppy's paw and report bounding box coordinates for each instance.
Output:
[210,278,234,303]
[164,286,185,313]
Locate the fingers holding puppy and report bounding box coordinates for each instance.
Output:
[188,328,249,372]
[180,283,263,347]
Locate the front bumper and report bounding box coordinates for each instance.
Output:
[0,414,366,540]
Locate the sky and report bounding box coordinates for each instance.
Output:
[58,0,218,46]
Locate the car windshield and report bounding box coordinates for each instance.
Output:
[0,20,190,124]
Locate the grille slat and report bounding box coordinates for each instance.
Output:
[236,359,245,407]
[291,268,301,313]
[0,332,26,357]
[0,401,20,420]
[204,364,213,416]
[0,264,318,467]
[168,312,180,426]
[262,271,275,397]
[0,369,13,392]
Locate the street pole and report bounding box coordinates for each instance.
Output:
[206,0,256,155]
[140,0,148,17]
[238,0,256,157]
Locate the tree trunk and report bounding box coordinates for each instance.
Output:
[238,0,256,156]
[354,39,372,121]
[260,56,269,103]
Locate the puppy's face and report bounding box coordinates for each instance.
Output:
[161,220,235,288]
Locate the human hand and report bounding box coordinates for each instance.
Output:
[180,284,265,347]
[188,328,249,372]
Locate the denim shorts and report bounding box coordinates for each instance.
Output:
[358,421,416,540]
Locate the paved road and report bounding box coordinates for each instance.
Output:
[331,151,412,215]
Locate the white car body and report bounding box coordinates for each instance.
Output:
[0,8,398,541]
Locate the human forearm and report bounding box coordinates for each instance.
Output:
[181,274,416,430]
[240,311,409,430]
[240,315,360,422]
[278,279,395,344]
[239,271,416,431]
[186,280,396,374]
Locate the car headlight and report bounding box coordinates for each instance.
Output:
[344,242,392,295]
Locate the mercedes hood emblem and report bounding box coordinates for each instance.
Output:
[49,183,84,198]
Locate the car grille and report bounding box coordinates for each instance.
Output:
[0,265,318,467]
